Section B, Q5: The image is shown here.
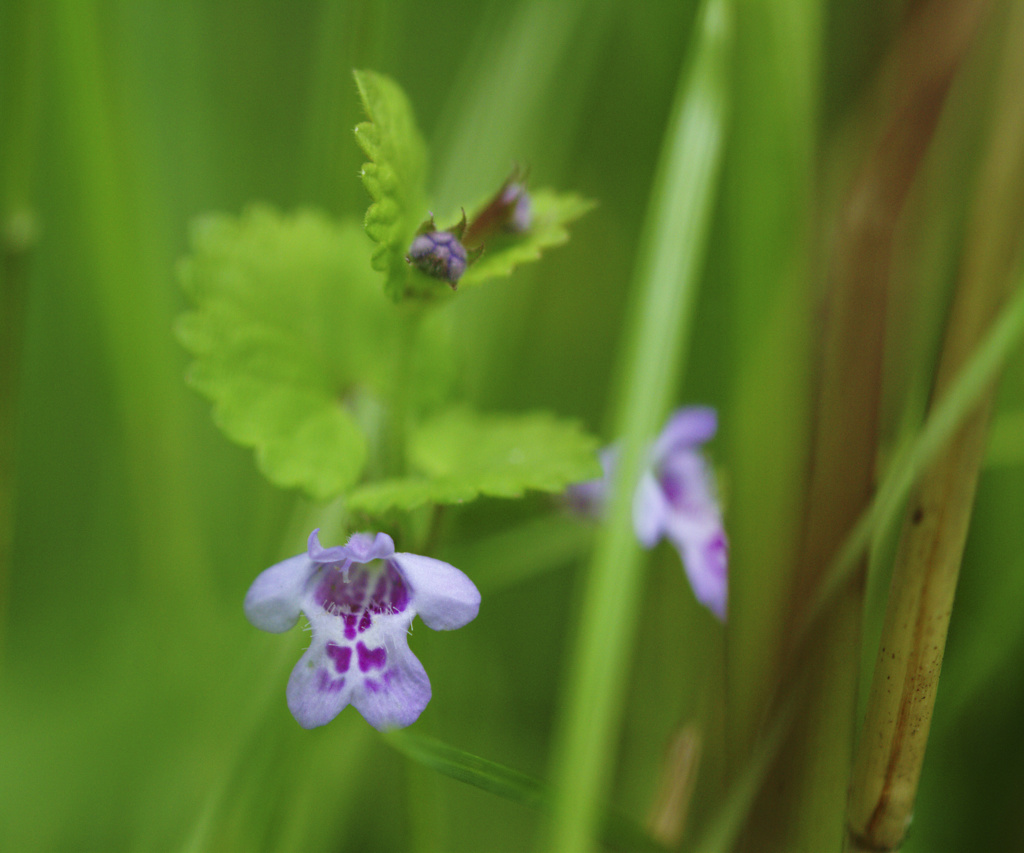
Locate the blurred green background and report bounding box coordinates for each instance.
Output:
[3,1,1024,851]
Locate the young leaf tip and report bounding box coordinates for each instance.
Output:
[352,69,430,301]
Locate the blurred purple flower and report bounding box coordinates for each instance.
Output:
[245,530,480,730]
[500,181,532,233]
[567,407,728,620]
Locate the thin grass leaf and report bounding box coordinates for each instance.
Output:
[805,282,1024,638]
[384,731,544,808]
[384,732,666,852]
[545,1,733,849]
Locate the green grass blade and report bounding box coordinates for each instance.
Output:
[385,731,545,808]
[385,732,666,852]
[544,1,733,849]
[720,0,820,772]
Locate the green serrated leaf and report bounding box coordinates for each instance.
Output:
[459,189,595,287]
[345,408,601,514]
[353,69,429,301]
[176,206,451,501]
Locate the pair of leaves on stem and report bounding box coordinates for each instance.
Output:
[176,71,598,510]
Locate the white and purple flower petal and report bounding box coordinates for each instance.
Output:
[245,530,480,730]
[244,553,316,633]
[652,406,718,459]
[675,527,728,621]
[389,552,481,631]
[350,641,431,730]
[286,635,360,729]
[632,470,672,548]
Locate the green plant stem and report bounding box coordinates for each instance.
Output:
[722,0,819,775]
[543,2,732,850]
[386,303,424,478]
[749,4,988,848]
[804,286,1024,640]
[680,274,1024,853]
[847,7,1024,847]
[846,369,994,853]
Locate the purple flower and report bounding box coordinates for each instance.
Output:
[407,230,468,286]
[245,530,480,730]
[568,407,728,620]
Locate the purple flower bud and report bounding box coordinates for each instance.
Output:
[499,182,532,233]
[464,167,533,247]
[407,230,468,287]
